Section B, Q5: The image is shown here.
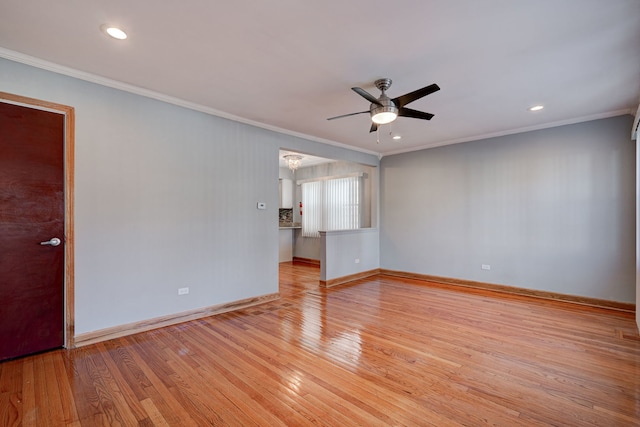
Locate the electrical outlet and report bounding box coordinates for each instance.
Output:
[481,264,491,271]
[178,287,189,295]
[354,258,360,264]
[257,202,266,210]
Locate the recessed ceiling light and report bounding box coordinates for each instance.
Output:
[528,105,544,112]
[102,25,127,40]
[392,135,402,140]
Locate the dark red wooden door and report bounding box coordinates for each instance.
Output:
[0,101,65,361]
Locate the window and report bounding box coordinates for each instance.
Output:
[301,175,361,237]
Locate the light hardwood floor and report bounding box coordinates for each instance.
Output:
[1,262,639,426]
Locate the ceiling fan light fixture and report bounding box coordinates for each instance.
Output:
[371,107,398,124]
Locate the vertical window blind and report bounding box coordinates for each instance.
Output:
[302,180,322,237]
[302,176,361,237]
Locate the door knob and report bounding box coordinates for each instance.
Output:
[40,237,61,247]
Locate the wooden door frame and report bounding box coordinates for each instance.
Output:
[0,91,75,349]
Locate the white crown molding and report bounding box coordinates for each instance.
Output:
[0,47,381,157]
[2,47,632,159]
[382,109,635,157]
[631,102,640,140]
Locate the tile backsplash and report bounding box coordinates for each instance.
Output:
[279,208,293,223]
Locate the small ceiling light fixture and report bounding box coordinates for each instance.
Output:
[284,155,303,172]
[528,105,544,112]
[392,135,402,140]
[102,25,128,40]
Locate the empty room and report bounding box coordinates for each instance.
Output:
[1,1,639,426]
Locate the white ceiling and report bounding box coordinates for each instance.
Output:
[1,1,639,156]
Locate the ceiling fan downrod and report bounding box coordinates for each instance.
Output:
[374,78,392,93]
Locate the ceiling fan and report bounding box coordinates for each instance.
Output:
[327,78,440,133]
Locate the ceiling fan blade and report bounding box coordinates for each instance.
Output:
[369,123,378,133]
[398,107,435,121]
[327,111,369,121]
[352,87,383,106]
[393,83,440,108]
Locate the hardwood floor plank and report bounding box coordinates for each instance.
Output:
[117,335,200,427]
[20,359,34,426]
[41,352,72,426]
[0,392,21,427]
[0,359,22,427]
[178,322,322,426]
[227,300,494,425]
[139,398,170,427]
[86,344,141,426]
[126,334,212,427]
[160,346,260,426]
[96,342,150,424]
[1,262,638,426]
[33,355,55,426]
[50,352,80,425]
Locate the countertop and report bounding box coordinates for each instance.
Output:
[279,223,301,229]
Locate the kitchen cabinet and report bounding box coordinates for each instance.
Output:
[279,178,293,209]
[279,228,293,262]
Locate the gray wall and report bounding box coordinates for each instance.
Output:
[0,57,378,335]
[293,161,376,260]
[321,229,380,281]
[636,136,639,327]
[381,115,636,303]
